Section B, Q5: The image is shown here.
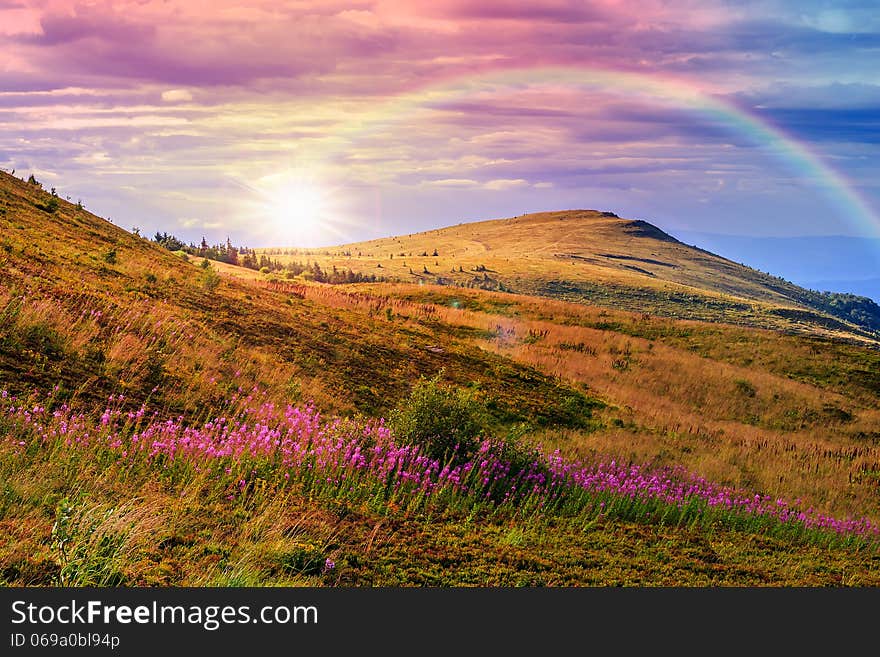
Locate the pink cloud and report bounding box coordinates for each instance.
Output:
[2,0,744,95]
[24,6,155,46]
[402,0,613,24]
[4,0,876,253]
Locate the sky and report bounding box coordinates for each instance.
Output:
[2,0,879,291]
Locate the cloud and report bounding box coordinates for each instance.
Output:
[23,7,156,46]
[161,89,193,103]
[731,82,880,110]
[5,1,879,98]
[755,107,880,144]
[427,100,577,121]
[422,178,479,187]
[180,217,223,230]
[423,0,611,24]
[2,1,878,246]
[3,3,404,88]
[484,178,529,190]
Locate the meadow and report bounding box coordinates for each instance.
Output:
[2,170,880,586]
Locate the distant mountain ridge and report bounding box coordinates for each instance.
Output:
[671,231,880,303]
[801,277,880,301]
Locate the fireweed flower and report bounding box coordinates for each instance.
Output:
[0,389,877,542]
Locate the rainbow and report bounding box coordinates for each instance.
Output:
[340,66,880,238]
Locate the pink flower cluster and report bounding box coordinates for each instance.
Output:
[2,388,877,541]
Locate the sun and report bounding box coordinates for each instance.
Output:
[269,181,326,235]
[248,170,337,245]
[240,168,353,247]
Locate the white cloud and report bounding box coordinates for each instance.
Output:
[180,217,222,229]
[161,89,194,103]
[484,178,529,191]
[423,178,479,187]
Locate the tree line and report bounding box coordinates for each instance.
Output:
[152,232,385,284]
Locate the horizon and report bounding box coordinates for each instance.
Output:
[2,1,879,294]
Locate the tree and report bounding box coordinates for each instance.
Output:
[201,265,221,292]
[153,232,187,251]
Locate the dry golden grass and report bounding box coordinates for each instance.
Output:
[4,170,880,586]
[229,280,879,524]
[254,210,878,344]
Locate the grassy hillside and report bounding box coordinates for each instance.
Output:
[2,170,880,587]
[255,210,880,342]
[0,172,593,426]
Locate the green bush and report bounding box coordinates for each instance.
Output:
[21,322,66,360]
[277,546,325,576]
[734,379,757,398]
[37,197,59,213]
[488,430,542,476]
[389,374,489,464]
[201,266,221,292]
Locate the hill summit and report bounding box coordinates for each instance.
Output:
[256,209,880,342]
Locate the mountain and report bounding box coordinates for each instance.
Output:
[800,277,880,302]
[257,210,880,342]
[2,170,880,587]
[670,231,880,303]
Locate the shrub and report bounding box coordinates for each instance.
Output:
[488,428,543,478]
[21,322,66,360]
[734,379,757,398]
[103,249,117,264]
[277,546,326,576]
[389,374,489,464]
[201,266,221,292]
[37,197,59,213]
